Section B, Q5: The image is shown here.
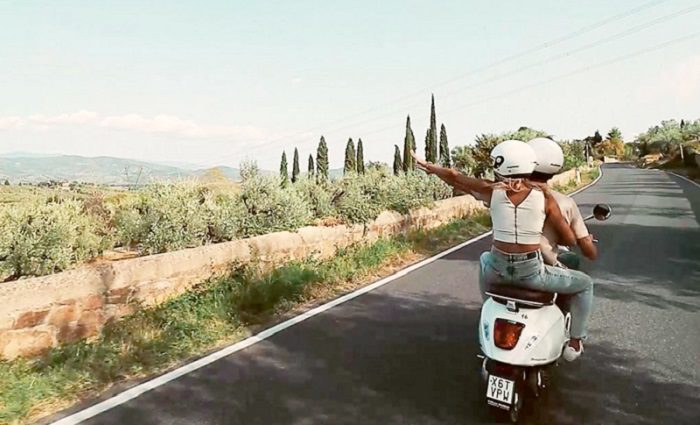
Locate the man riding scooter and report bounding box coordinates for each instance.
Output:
[525,137,597,360]
[527,137,597,268]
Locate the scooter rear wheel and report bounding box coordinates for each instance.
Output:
[509,389,524,423]
[526,368,550,398]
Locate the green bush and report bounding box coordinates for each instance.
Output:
[332,171,389,224]
[560,140,586,170]
[113,181,212,254]
[0,200,107,278]
[111,195,146,248]
[238,175,312,236]
[205,194,246,243]
[330,171,452,223]
[384,173,452,214]
[293,178,335,219]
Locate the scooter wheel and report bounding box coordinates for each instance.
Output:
[509,389,523,423]
[526,369,540,398]
[540,368,551,390]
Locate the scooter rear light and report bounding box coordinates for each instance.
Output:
[494,319,525,350]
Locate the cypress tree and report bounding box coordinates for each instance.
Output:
[316,136,329,182]
[393,144,403,176]
[428,94,438,163]
[280,151,289,187]
[308,154,315,178]
[439,123,451,167]
[356,138,365,174]
[292,148,300,183]
[424,129,431,164]
[344,138,356,174]
[402,116,416,172]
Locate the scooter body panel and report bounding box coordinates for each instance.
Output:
[479,297,569,366]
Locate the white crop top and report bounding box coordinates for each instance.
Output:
[491,188,546,245]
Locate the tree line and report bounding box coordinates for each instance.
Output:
[279,95,700,185]
[279,94,452,185]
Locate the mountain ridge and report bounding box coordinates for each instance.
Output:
[0,154,241,184]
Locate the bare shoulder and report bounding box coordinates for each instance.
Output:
[550,190,575,206]
[550,189,582,220]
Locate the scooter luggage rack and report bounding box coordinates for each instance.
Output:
[485,291,558,308]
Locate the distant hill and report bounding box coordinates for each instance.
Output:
[0,154,242,185]
[329,168,345,179]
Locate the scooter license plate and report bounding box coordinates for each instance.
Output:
[486,375,514,406]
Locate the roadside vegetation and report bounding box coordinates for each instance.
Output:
[632,118,700,181]
[0,134,582,283]
[2,95,624,282]
[0,169,453,281]
[6,93,656,283]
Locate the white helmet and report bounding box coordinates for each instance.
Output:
[490,139,537,178]
[528,137,564,175]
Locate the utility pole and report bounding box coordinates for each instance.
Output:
[124,166,130,188]
[134,166,143,188]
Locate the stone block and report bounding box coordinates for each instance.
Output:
[0,328,54,359]
[13,309,50,329]
[81,294,105,311]
[46,304,80,327]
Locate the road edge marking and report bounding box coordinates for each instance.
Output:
[667,171,700,189]
[50,166,603,425]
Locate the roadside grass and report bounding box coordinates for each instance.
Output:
[553,167,599,194]
[0,168,595,424]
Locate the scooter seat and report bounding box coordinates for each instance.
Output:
[486,284,556,305]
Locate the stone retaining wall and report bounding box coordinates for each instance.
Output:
[0,168,581,359]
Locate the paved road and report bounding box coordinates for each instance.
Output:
[53,165,700,425]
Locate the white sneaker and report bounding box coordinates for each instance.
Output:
[563,341,584,362]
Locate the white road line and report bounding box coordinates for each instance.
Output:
[51,167,604,425]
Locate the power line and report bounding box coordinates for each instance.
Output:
[197,0,670,167]
[428,2,700,105]
[348,0,672,115]
[236,1,697,158]
[355,31,700,139]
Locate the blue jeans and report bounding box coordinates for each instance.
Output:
[478,249,594,339]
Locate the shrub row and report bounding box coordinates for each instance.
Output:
[0,170,452,279]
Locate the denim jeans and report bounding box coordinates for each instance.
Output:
[478,249,594,339]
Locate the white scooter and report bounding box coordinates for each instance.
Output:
[477,204,612,423]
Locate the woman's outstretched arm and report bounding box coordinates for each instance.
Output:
[411,151,493,198]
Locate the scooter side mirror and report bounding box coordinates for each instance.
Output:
[593,203,612,221]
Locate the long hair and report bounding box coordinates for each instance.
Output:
[489,175,549,195]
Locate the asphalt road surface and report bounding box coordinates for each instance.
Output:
[51,164,700,425]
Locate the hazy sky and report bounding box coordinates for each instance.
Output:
[1,0,699,170]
